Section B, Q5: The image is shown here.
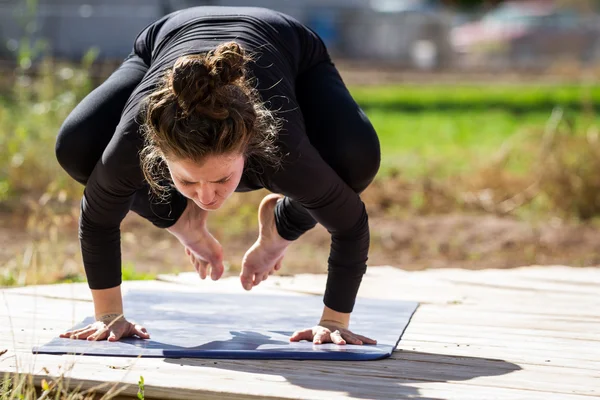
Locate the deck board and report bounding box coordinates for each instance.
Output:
[1,265,599,399]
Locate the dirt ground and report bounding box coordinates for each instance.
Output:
[2,207,599,284]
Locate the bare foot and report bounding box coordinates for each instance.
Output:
[240,194,292,290]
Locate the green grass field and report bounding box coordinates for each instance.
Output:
[368,108,600,177]
[0,61,598,209]
[1,66,598,208]
[351,84,600,112]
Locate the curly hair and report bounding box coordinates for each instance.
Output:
[140,41,281,198]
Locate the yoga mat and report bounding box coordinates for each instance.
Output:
[34,290,418,360]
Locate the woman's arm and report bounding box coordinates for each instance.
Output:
[319,305,350,329]
[92,286,124,322]
[268,136,370,315]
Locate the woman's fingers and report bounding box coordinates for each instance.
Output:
[355,334,377,344]
[87,327,109,341]
[61,321,152,343]
[69,327,97,340]
[313,329,329,345]
[289,328,313,342]
[107,330,118,342]
[133,324,150,339]
[289,326,376,346]
[329,330,347,345]
[60,327,86,338]
[342,333,362,345]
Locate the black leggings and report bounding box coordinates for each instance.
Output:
[274,61,381,240]
[55,54,380,239]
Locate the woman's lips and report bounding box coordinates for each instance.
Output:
[199,199,217,207]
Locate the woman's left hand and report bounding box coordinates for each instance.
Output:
[289,321,377,345]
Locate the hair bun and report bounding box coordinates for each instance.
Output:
[209,42,247,85]
[170,41,249,117]
[171,57,211,101]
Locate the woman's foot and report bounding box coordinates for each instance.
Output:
[240,194,292,290]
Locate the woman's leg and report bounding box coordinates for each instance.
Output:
[55,53,148,185]
[275,61,381,240]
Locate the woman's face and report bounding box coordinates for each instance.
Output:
[166,153,244,211]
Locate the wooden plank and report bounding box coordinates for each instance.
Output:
[410,308,600,331]
[260,271,600,308]
[398,340,600,369]
[2,348,598,399]
[399,334,600,358]
[393,349,600,373]
[461,265,600,285]
[510,266,600,285]
[2,266,599,399]
[409,321,600,341]
[7,279,299,302]
[413,265,600,282]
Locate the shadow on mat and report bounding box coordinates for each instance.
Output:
[157,331,288,353]
[163,349,521,400]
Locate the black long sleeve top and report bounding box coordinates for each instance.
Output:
[79,7,369,313]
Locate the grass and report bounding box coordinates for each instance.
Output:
[370,108,600,177]
[350,84,600,112]
[0,372,138,399]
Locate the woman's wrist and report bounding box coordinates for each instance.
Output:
[91,286,124,321]
[319,305,351,329]
[97,313,125,324]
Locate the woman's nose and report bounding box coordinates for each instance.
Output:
[196,184,215,204]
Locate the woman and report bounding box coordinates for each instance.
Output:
[55,6,380,346]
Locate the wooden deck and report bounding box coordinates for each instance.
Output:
[1,265,598,399]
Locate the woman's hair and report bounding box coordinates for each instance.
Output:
[140,41,281,198]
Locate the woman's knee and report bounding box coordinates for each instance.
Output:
[55,119,93,185]
[56,54,148,185]
[335,115,381,193]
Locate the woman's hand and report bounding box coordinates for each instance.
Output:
[167,198,224,280]
[59,315,149,342]
[290,320,377,345]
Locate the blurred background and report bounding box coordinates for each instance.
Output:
[1,0,599,286]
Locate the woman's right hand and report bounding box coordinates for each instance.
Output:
[59,317,150,342]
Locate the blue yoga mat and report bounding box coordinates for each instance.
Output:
[34,290,418,361]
